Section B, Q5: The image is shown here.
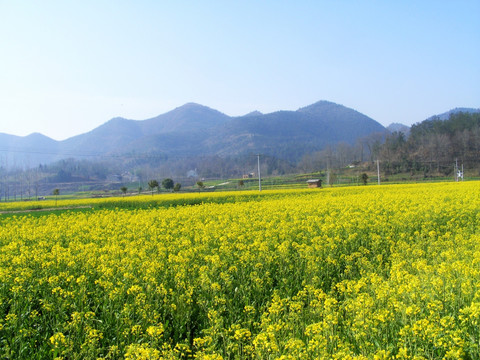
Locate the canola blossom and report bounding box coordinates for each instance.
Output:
[1,182,479,359]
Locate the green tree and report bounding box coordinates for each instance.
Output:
[173,183,181,192]
[52,188,60,206]
[148,180,159,196]
[196,181,205,190]
[162,178,174,191]
[361,173,369,185]
[238,179,244,189]
[120,186,127,197]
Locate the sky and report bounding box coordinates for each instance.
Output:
[0,1,479,141]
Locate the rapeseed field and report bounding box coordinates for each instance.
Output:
[1,182,479,359]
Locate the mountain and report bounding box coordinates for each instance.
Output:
[115,100,386,162]
[0,132,59,165]
[297,101,385,142]
[60,118,144,156]
[204,101,386,161]
[0,132,57,151]
[241,110,263,117]
[427,107,480,121]
[387,123,410,135]
[58,103,229,157]
[1,101,387,167]
[140,103,230,134]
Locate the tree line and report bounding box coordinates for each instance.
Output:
[298,111,480,177]
[379,111,480,176]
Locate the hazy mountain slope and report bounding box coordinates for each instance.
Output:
[427,107,480,121]
[240,110,263,117]
[387,123,410,135]
[59,118,144,157]
[118,130,209,157]
[0,132,58,150]
[139,103,230,134]
[100,103,231,156]
[203,101,386,161]
[58,103,230,156]
[0,132,59,165]
[206,111,328,156]
[2,100,391,166]
[297,100,385,141]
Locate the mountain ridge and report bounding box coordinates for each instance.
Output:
[427,107,480,121]
[0,100,419,166]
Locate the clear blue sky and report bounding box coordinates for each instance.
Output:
[1,1,479,140]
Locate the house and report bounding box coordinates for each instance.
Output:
[187,169,198,178]
[307,179,322,188]
[107,174,122,182]
[243,172,255,179]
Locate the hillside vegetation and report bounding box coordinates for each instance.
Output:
[378,111,480,175]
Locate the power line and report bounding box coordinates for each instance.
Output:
[0,148,173,160]
[0,148,107,158]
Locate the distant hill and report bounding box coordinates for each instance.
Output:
[387,123,410,136]
[379,109,480,177]
[204,101,386,161]
[0,132,59,165]
[59,103,230,156]
[241,110,263,117]
[2,100,388,167]
[116,100,387,162]
[427,107,480,121]
[140,103,230,134]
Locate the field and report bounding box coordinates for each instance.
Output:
[1,182,479,359]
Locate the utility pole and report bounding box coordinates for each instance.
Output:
[377,159,380,185]
[455,158,458,182]
[455,159,464,182]
[455,158,460,182]
[257,154,261,191]
[326,154,330,186]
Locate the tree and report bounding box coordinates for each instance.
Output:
[120,186,127,197]
[196,181,205,190]
[53,169,72,182]
[173,183,181,192]
[52,188,59,206]
[361,173,369,185]
[162,178,174,191]
[238,179,244,189]
[148,180,159,196]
